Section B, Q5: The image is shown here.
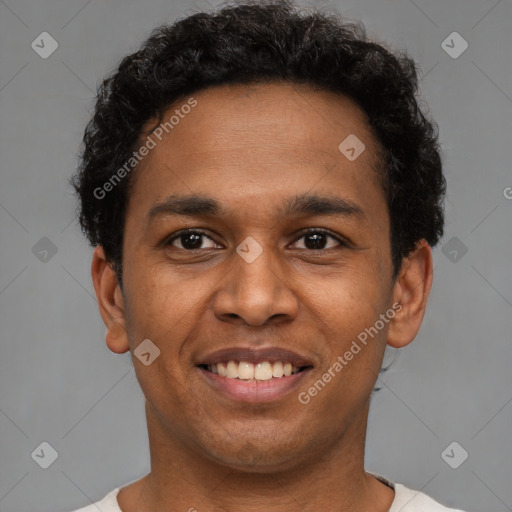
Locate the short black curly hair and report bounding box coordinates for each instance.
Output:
[72,0,445,287]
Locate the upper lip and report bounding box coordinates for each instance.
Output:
[196,347,314,368]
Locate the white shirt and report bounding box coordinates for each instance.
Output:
[72,473,466,511]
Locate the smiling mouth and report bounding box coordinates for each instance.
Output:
[198,360,312,381]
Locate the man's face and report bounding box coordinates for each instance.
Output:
[119,82,396,470]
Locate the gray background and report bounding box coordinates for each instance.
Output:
[0,0,511,511]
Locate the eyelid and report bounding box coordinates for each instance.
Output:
[164,228,348,250]
[166,229,222,248]
[289,228,349,248]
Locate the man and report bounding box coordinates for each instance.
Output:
[71,1,466,510]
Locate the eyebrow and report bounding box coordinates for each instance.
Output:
[147,193,365,222]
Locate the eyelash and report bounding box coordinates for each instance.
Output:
[165,228,348,251]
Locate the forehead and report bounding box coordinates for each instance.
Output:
[158,82,377,156]
[128,81,384,214]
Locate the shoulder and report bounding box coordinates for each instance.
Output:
[391,482,467,512]
[69,488,121,512]
[368,472,466,512]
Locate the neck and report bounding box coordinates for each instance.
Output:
[118,400,394,512]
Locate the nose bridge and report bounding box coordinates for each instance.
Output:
[236,246,279,295]
[213,240,298,325]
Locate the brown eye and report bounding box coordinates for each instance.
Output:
[291,230,344,250]
[168,231,219,250]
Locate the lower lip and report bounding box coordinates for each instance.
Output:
[197,367,312,403]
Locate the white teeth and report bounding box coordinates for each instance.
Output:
[272,361,284,378]
[238,361,254,380]
[217,362,227,377]
[226,360,238,378]
[254,362,273,380]
[209,360,301,380]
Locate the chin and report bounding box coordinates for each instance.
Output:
[198,428,311,473]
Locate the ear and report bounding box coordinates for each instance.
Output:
[91,246,130,354]
[387,240,433,348]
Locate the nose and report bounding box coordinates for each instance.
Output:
[212,246,299,327]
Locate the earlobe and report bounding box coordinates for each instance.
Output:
[91,246,130,354]
[386,240,433,349]
[105,319,130,354]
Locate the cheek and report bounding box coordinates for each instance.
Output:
[299,258,388,321]
[298,264,390,375]
[121,258,217,396]
[122,270,197,412]
[123,255,206,333]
